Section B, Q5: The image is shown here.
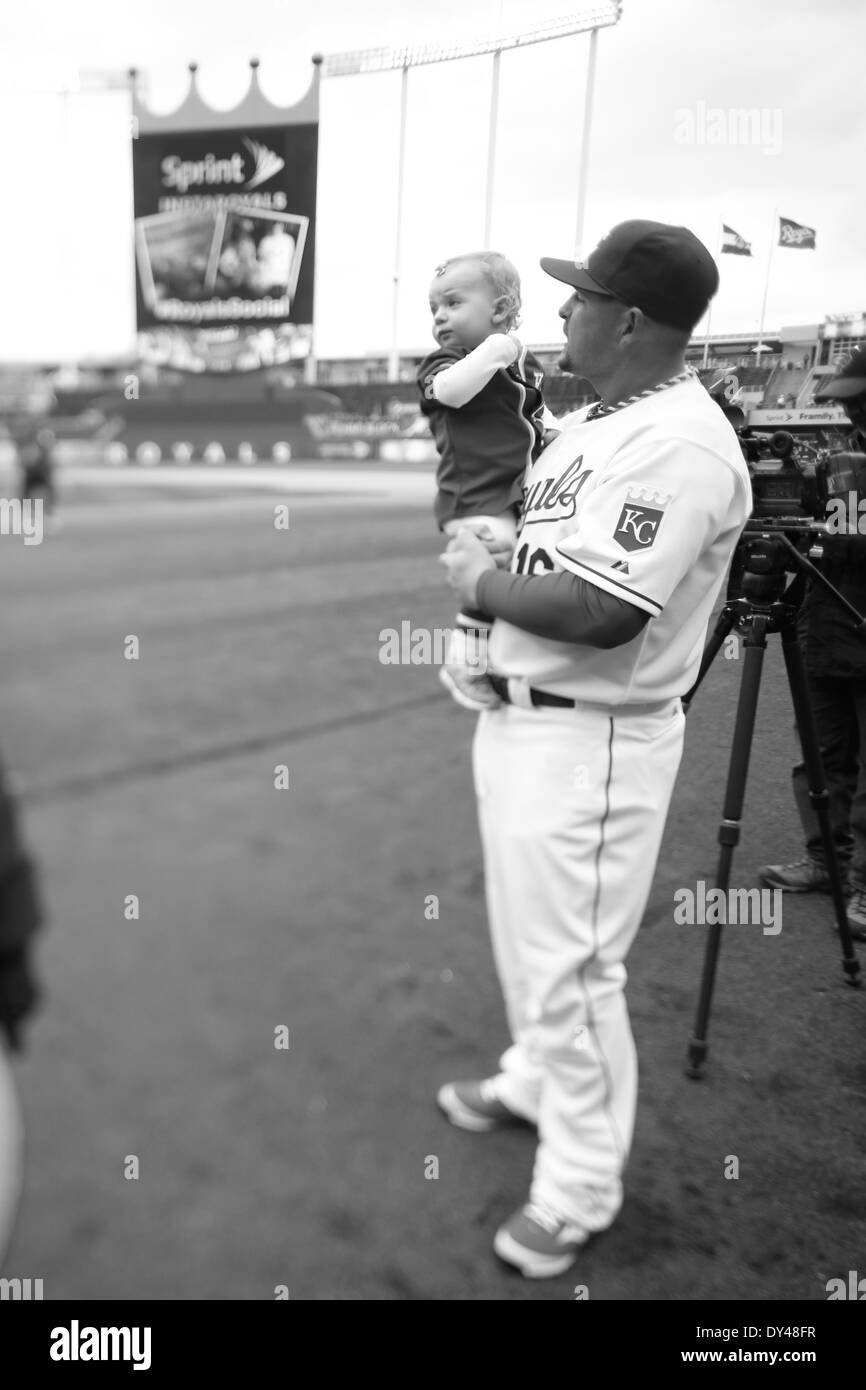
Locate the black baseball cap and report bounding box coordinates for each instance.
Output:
[541,220,719,332]
[816,345,866,401]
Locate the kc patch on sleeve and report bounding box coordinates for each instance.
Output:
[613,487,673,552]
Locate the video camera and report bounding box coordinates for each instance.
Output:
[739,425,825,522]
[710,391,859,525]
[729,421,860,526]
[711,393,866,604]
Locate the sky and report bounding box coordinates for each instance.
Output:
[0,0,864,362]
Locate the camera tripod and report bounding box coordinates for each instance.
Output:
[682,522,863,1080]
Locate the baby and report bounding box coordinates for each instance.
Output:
[418,252,554,709]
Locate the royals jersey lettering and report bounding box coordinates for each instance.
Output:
[488,376,752,703]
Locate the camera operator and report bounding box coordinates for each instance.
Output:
[759,345,866,940]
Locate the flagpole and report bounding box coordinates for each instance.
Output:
[702,217,721,368]
[388,64,410,385]
[701,296,713,369]
[756,207,777,363]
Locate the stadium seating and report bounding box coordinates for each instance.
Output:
[761,361,812,407]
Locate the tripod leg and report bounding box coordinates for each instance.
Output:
[682,606,738,713]
[686,615,769,1079]
[780,622,862,986]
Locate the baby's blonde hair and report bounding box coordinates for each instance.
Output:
[433,251,522,331]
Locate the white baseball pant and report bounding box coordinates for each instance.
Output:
[472,696,686,1231]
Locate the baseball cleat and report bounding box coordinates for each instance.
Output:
[493,1201,588,1279]
[438,665,502,712]
[843,887,866,941]
[436,1077,529,1132]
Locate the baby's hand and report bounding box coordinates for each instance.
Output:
[473,525,514,570]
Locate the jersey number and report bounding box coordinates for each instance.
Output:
[514,542,555,575]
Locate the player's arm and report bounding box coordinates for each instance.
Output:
[442,532,648,647]
[476,568,648,648]
[424,332,522,409]
[443,438,748,644]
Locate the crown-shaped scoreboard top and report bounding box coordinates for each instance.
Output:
[130,58,321,133]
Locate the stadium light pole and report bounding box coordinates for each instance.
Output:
[321,4,622,382]
[392,64,410,389]
[483,48,502,250]
[574,27,599,260]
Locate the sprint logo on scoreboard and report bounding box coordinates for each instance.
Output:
[161,138,286,194]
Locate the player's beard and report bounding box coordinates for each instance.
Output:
[558,322,583,377]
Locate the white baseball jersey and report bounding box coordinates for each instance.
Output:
[488,376,752,703]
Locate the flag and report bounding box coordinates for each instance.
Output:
[721,224,752,256]
[779,216,816,249]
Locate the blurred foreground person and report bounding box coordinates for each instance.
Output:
[0,755,45,1262]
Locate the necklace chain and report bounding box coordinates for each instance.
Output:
[585,366,697,421]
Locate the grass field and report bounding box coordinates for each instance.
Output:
[1,463,864,1301]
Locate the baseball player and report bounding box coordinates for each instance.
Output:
[419,251,550,710]
[438,221,752,1278]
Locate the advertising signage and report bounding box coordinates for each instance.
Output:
[131,65,319,373]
